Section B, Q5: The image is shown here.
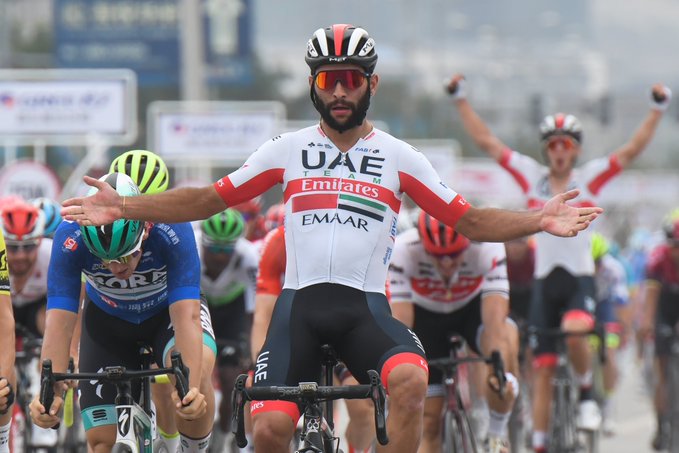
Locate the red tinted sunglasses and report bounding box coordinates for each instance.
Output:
[314,69,369,92]
[546,136,576,151]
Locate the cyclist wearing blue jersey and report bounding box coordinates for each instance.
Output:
[62,25,602,453]
[29,173,216,453]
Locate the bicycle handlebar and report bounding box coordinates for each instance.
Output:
[39,351,190,419]
[527,325,607,365]
[428,350,507,399]
[231,369,389,448]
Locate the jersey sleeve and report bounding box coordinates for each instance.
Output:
[580,155,623,196]
[397,146,471,227]
[480,243,510,297]
[47,222,88,313]
[159,223,202,304]
[0,230,10,295]
[256,226,286,296]
[213,135,288,207]
[498,148,544,194]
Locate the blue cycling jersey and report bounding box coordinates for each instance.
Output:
[48,221,201,324]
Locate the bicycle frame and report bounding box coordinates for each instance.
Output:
[527,326,606,453]
[427,336,506,453]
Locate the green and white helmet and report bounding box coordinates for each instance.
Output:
[80,173,144,260]
[201,208,245,244]
[109,149,169,194]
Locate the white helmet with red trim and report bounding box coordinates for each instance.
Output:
[305,24,378,75]
[539,113,583,144]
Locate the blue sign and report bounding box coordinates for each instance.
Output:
[203,0,253,85]
[54,0,180,86]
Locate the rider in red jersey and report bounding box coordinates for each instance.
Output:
[640,215,679,450]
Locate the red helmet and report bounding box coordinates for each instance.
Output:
[417,211,470,255]
[1,199,45,241]
[265,203,285,232]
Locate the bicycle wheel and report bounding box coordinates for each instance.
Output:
[111,443,134,453]
[549,377,578,453]
[668,352,679,453]
[443,410,463,453]
[508,388,526,453]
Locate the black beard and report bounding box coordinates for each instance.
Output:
[312,88,371,133]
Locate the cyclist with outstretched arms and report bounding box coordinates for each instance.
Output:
[390,211,519,453]
[446,73,670,452]
[63,25,601,453]
[30,174,217,453]
[0,227,15,453]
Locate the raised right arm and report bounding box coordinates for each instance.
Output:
[446,74,508,162]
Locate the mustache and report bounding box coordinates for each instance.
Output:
[327,100,356,109]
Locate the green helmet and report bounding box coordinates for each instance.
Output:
[591,232,609,261]
[109,149,169,194]
[201,208,245,244]
[80,173,144,261]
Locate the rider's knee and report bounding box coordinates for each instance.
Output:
[385,363,428,410]
[87,428,115,453]
[252,411,295,445]
[562,309,594,331]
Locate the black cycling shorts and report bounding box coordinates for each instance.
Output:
[412,294,482,385]
[208,294,252,366]
[78,296,216,430]
[252,283,427,388]
[655,288,679,357]
[529,267,596,355]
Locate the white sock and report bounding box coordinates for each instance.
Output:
[179,432,211,453]
[488,409,511,437]
[575,370,593,388]
[532,430,548,449]
[158,428,180,453]
[0,420,10,453]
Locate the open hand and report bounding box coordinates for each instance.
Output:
[61,176,123,226]
[540,189,603,237]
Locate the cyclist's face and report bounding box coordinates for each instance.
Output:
[429,251,466,280]
[202,242,235,270]
[102,249,143,279]
[310,64,377,132]
[544,135,581,175]
[6,239,40,276]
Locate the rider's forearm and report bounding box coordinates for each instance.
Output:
[169,300,203,389]
[456,99,505,160]
[456,207,542,242]
[615,109,663,167]
[122,186,226,224]
[41,309,77,372]
[0,300,15,379]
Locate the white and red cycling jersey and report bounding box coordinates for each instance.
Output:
[389,228,508,314]
[11,238,52,308]
[214,125,470,294]
[499,149,621,278]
